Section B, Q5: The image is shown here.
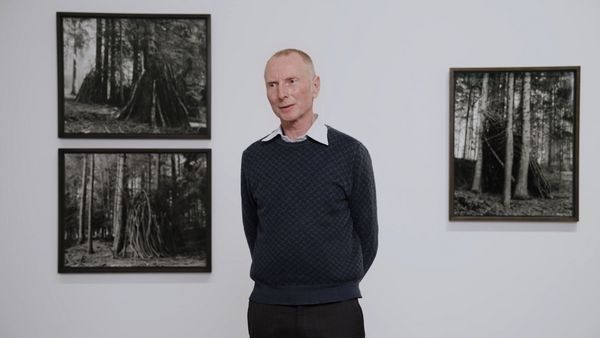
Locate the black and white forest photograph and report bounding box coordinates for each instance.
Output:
[450,67,579,221]
[57,13,210,138]
[59,149,211,272]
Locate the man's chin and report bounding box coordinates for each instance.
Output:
[276,112,298,122]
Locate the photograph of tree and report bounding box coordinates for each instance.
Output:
[450,67,579,221]
[57,13,210,138]
[59,149,211,272]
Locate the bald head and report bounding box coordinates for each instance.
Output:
[265,48,316,78]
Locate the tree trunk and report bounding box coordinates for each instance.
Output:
[102,19,110,101]
[95,19,102,75]
[503,73,515,207]
[531,80,540,162]
[539,87,548,165]
[132,37,140,84]
[471,73,489,193]
[112,154,127,255]
[119,19,125,105]
[548,85,556,169]
[171,154,178,202]
[87,154,95,254]
[101,169,107,220]
[106,167,113,235]
[150,80,158,129]
[77,155,88,244]
[558,107,565,191]
[171,154,178,182]
[147,154,152,194]
[109,19,117,104]
[155,154,160,192]
[463,76,475,159]
[96,19,103,102]
[514,72,532,199]
[70,22,78,96]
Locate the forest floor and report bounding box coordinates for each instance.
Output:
[454,171,574,217]
[63,99,206,135]
[64,240,207,268]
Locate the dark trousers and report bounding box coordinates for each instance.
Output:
[248,299,365,338]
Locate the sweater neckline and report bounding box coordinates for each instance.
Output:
[274,136,319,147]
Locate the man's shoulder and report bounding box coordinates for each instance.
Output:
[243,133,275,151]
[326,125,364,149]
[242,134,279,162]
[243,138,264,152]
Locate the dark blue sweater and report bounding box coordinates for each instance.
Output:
[241,126,378,305]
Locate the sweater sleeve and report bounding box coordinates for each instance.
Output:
[241,150,258,255]
[350,143,378,274]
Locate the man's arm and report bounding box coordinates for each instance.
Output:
[349,143,378,274]
[241,151,258,255]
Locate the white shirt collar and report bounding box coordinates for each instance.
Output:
[261,115,329,146]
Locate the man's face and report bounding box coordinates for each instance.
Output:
[264,53,320,124]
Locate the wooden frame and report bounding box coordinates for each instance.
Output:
[59,149,211,273]
[449,67,579,221]
[57,12,211,139]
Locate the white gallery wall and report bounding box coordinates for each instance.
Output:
[1,0,599,337]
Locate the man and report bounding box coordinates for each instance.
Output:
[241,49,378,338]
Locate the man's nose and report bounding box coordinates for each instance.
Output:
[278,84,287,99]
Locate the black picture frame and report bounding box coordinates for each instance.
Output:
[59,149,211,273]
[57,12,211,139]
[449,67,579,222]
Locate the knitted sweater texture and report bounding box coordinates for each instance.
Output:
[241,126,378,305]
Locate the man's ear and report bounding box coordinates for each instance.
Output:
[312,75,321,98]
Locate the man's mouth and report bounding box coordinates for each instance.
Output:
[279,104,295,111]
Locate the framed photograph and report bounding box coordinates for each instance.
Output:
[57,12,211,138]
[450,67,579,221]
[59,149,211,272]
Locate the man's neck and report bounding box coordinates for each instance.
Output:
[281,112,316,141]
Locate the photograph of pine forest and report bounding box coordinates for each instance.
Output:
[450,67,579,221]
[59,149,211,272]
[58,13,210,138]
